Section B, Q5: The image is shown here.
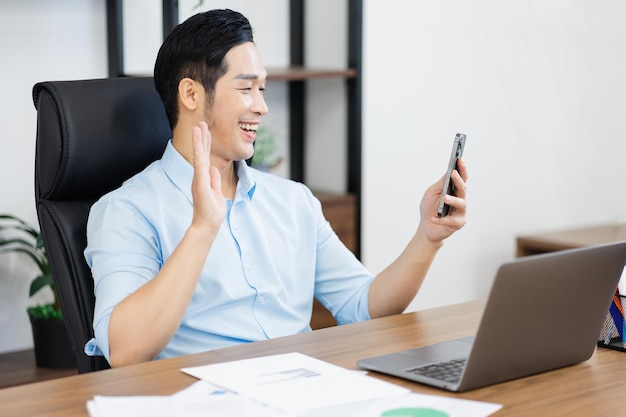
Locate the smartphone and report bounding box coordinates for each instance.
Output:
[437,133,466,217]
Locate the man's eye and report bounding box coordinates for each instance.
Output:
[238,87,265,94]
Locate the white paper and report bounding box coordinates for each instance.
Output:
[171,379,228,398]
[87,355,501,417]
[87,381,256,417]
[181,352,410,414]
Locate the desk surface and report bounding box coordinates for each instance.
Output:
[2,300,626,416]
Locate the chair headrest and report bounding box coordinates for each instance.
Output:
[33,77,172,202]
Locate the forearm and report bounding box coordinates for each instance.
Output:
[107,224,217,367]
[368,226,442,319]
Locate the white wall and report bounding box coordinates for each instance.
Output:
[361,0,626,311]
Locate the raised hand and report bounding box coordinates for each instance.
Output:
[190,121,227,233]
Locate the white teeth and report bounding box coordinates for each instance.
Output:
[239,123,258,131]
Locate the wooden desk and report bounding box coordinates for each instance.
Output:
[2,300,626,416]
[516,223,626,257]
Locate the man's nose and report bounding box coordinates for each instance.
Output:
[252,92,269,116]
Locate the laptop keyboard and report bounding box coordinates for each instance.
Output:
[406,358,467,383]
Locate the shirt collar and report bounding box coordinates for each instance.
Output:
[161,140,193,204]
[161,141,257,204]
[235,160,257,201]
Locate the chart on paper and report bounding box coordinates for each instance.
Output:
[381,408,449,417]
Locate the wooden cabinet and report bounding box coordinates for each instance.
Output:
[312,193,357,330]
[317,193,357,253]
[516,223,626,257]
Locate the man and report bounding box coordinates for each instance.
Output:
[85,9,468,367]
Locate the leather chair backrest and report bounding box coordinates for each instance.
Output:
[33,77,171,372]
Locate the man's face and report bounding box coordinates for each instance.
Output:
[206,42,269,165]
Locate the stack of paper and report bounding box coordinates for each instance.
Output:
[87,380,257,417]
[87,352,502,417]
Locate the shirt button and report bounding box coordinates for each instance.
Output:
[258,295,265,303]
[245,261,251,270]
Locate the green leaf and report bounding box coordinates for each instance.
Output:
[0,213,58,310]
[27,303,63,320]
[0,237,37,251]
[0,215,39,239]
[0,246,47,274]
[29,274,55,297]
[36,234,45,250]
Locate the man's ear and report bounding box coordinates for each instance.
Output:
[178,78,201,111]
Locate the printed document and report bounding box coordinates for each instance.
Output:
[181,352,409,414]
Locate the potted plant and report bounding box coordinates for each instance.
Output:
[250,125,282,171]
[0,214,74,368]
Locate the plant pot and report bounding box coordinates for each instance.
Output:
[28,315,75,369]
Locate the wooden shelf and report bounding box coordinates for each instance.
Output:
[124,67,357,82]
[316,192,357,254]
[267,66,356,81]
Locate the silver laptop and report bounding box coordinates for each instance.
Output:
[358,241,626,392]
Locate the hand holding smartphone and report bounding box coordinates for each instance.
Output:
[437,133,466,217]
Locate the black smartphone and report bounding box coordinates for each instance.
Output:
[437,133,466,217]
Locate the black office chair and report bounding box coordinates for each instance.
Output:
[33,77,172,373]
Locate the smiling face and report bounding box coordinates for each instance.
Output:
[205,42,269,165]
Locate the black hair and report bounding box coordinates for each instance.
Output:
[154,9,254,129]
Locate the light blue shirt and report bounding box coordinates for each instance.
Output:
[84,141,374,362]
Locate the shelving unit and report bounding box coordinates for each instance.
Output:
[285,0,362,259]
[266,67,357,81]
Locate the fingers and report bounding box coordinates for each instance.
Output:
[192,121,222,195]
[440,170,467,224]
[431,160,467,224]
[433,157,467,201]
[455,157,468,181]
[199,121,210,155]
[441,193,466,217]
[420,158,469,243]
[192,121,211,170]
[451,171,466,200]
[190,121,226,231]
[451,158,467,200]
[209,166,222,194]
[447,170,467,214]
